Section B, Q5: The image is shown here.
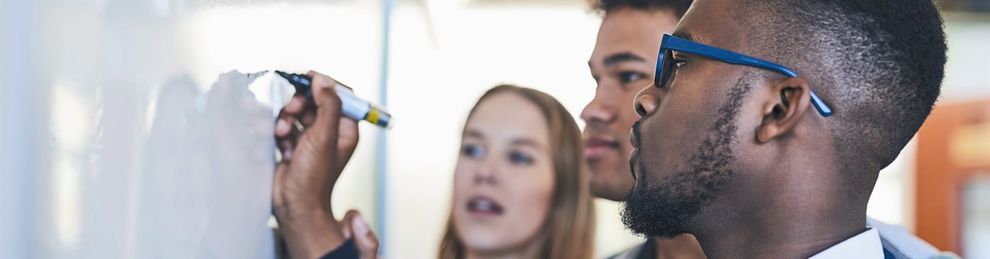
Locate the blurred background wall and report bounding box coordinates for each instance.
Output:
[1,0,988,258]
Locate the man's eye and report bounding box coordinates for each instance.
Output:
[656,58,689,89]
[618,71,647,84]
[462,144,483,158]
[508,151,534,166]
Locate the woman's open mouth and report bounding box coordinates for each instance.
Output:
[467,196,504,216]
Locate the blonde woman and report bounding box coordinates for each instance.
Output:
[438,85,595,259]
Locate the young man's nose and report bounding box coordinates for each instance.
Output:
[581,96,617,127]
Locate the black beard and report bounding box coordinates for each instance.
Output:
[621,75,752,238]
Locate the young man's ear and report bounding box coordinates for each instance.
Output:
[756,77,812,143]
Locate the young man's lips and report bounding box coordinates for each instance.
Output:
[584,138,620,158]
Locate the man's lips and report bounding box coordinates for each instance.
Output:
[629,121,642,180]
[631,121,641,149]
[629,148,639,180]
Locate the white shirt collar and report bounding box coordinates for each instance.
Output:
[809,227,884,259]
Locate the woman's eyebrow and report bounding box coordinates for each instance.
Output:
[463,129,484,139]
[511,138,546,150]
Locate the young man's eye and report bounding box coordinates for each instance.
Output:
[618,71,647,84]
[461,144,484,158]
[508,151,534,165]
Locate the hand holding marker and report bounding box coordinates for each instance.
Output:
[276,71,393,129]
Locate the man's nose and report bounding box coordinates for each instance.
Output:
[634,84,659,118]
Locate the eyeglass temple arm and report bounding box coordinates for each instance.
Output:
[662,35,833,117]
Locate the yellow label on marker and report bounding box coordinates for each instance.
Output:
[367,108,380,124]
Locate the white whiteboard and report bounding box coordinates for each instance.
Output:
[1,1,385,258]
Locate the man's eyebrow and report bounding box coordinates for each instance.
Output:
[603,52,648,67]
[672,30,694,42]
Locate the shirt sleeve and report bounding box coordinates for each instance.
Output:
[320,238,358,259]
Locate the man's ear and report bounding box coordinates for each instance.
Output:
[756,77,812,143]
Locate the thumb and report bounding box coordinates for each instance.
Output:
[350,213,379,259]
[306,70,342,111]
[302,70,342,153]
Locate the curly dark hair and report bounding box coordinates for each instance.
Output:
[589,0,693,18]
[736,0,947,175]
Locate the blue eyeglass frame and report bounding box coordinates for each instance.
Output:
[654,34,833,117]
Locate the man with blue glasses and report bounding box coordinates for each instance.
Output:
[622,0,947,258]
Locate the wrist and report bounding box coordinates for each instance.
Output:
[275,193,333,221]
[277,204,346,259]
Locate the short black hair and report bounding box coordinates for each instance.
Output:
[737,0,947,174]
[590,0,694,18]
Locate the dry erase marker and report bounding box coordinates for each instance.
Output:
[275,71,393,129]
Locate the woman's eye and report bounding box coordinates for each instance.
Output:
[673,58,688,69]
[508,151,534,166]
[618,71,647,84]
[462,144,483,158]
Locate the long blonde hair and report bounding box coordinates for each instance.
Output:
[438,84,596,259]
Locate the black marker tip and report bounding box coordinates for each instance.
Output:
[274,71,313,97]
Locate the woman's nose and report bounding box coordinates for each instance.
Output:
[473,159,497,185]
[474,173,495,185]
